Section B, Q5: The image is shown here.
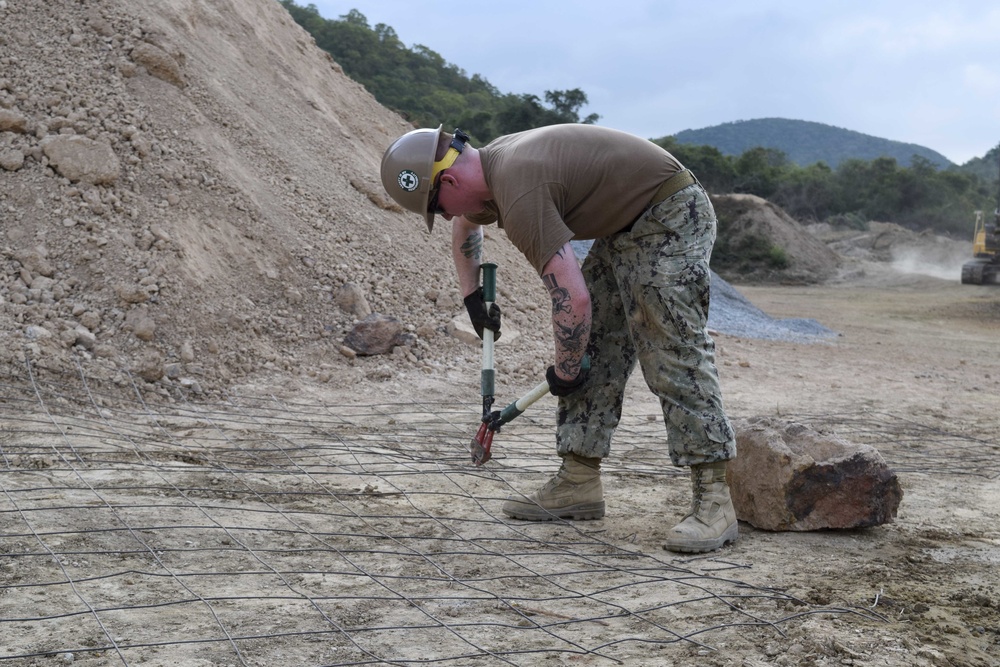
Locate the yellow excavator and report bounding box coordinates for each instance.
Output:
[961,151,1000,285]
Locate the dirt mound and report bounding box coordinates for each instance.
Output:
[0,0,554,398]
[711,193,841,284]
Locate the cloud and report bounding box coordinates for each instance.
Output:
[963,63,1000,96]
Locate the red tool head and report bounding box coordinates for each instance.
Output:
[470,421,495,466]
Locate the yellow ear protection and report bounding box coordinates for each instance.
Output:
[430,128,470,184]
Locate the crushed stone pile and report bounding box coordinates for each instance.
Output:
[708,272,837,342]
[571,242,837,343]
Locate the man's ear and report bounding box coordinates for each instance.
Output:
[440,172,458,188]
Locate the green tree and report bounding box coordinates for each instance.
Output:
[734,147,789,198]
[279,2,599,144]
[653,137,737,194]
[772,162,836,221]
[279,1,997,237]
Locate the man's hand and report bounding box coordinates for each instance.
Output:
[546,356,590,397]
[463,287,502,340]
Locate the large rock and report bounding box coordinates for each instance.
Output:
[343,313,404,356]
[130,42,186,88]
[41,135,120,185]
[447,314,520,346]
[729,417,902,531]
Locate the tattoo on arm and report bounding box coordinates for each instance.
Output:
[554,321,587,354]
[555,321,587,376]
[542,273,572,315]
[460,233,483,261]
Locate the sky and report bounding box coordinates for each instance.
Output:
[304,1,1000,165]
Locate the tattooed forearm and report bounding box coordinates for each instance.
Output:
[460,232,483,260]
[542,273,572,315]
[554,321,587,376]
[555,321,587,353]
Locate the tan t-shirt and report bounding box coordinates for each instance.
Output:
[467,124,683,274]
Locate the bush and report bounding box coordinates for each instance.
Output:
[768,245,789,268]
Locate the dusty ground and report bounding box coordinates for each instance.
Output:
[1,1,999,665]
[2,268,998,667]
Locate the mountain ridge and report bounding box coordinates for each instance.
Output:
[669,117,954,169]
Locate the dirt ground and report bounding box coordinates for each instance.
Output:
[2,268,999,667]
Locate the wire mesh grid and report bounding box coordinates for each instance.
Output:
[3,355,991,666]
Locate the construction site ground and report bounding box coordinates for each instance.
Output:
[3,268,999,667]
[1,0,999,665]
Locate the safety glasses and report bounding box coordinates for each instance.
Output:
[427,178,446,216]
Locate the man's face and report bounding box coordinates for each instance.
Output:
[433,173,484,221]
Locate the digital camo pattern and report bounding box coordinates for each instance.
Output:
[556,184,737,467]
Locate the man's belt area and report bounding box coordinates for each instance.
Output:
[648,169,696,206]
[619,169,697,233]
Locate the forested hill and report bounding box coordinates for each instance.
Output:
[670,118,953,169]
[280,1,996,236]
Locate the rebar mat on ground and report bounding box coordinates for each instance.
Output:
[3,361,988,666]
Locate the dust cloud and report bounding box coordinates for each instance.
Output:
[889,246,969,282]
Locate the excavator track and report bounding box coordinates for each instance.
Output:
[961,260,996,285]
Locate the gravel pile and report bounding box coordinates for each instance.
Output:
[708,272,838,342]
[571,241,838,344]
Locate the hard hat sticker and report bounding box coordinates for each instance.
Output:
[397,170,419,192]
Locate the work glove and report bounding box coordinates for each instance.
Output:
[546,356,590,397]
[463,286,502,340]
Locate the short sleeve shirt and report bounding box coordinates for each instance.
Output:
[466,124,683,274]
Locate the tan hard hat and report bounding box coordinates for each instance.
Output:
[380,126,443,232]
[381,126,468,232]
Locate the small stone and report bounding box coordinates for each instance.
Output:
[0,108,28,133]
[24,325,52,340]
[133,317,156,341]
[74,326,96,350]
[334,282,371,318]
[0,148,24,171]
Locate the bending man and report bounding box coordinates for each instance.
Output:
[380,124,738,553]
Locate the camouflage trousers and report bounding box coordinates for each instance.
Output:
[556,183,737,467]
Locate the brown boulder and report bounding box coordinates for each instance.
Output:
[343,313,404,356]
[729,417,902,531]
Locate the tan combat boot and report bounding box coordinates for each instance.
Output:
[502,453,605,521]
[663,461,738,553]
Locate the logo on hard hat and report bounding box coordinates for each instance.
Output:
[397,170,419,192]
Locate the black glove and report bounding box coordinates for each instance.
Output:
[463,287,502,340]
[546,357,590,397]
